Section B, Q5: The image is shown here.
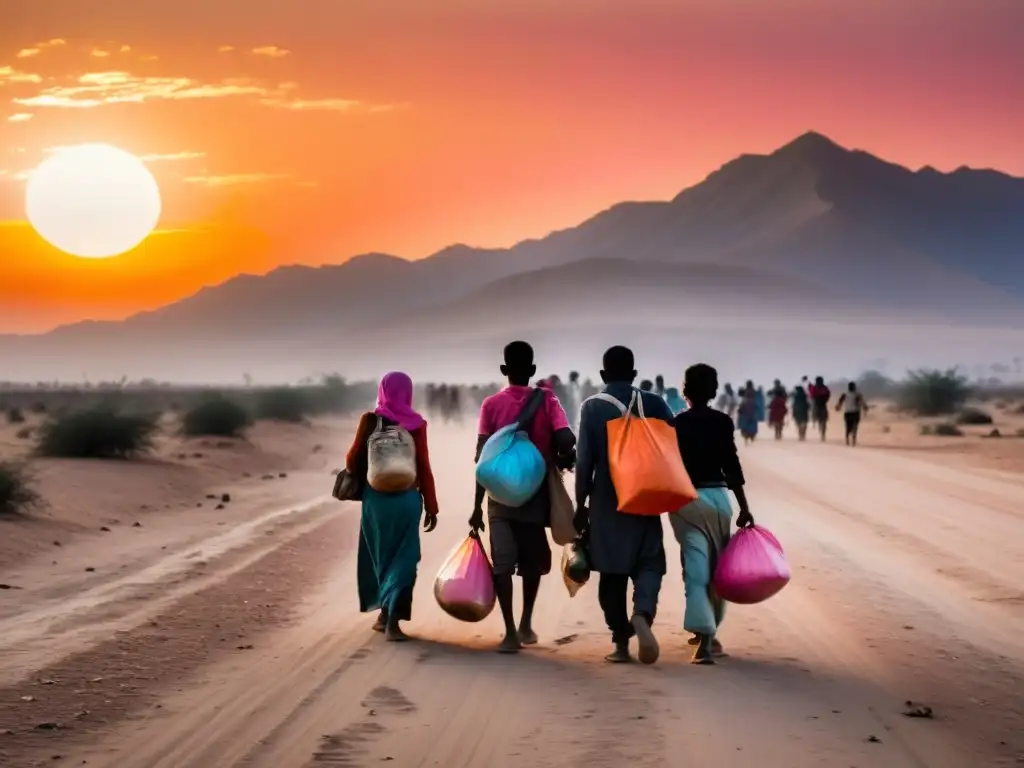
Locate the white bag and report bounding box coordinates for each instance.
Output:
[367,417,417,492]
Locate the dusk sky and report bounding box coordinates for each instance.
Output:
[1,0,1021,333]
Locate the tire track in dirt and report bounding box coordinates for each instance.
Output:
[744,446,1024,617]
[0,496,335,687]
[0,508,358,768]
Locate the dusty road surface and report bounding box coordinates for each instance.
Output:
[2,421,1023,767]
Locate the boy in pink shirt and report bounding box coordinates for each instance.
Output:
[471,341,576,653]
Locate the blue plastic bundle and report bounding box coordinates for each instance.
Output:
[475,422,546,507]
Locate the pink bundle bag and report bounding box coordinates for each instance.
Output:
[713,525,791,604]
[433,531,497,622]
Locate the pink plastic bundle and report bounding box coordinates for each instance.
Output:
[713,525,791,605]
[433,532,496,622]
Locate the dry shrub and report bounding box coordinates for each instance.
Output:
[37,406,158,459]
[0,462,39,515]
[898,369,970,416]
[255,387,310,423]
[955,407,994,426]
[182,397,252,437]
[920,423,964,437]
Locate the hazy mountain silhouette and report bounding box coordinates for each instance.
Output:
[3,131,1023,383]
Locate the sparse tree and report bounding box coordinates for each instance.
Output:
[897,368,971,416]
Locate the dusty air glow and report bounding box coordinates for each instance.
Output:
[25,144,162,258]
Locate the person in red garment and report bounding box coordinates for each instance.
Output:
[768,389,788,440]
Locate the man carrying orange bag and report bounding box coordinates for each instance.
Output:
[574,346,689,665]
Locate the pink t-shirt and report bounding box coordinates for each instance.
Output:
[478,385,570,461]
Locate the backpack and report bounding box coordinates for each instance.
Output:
[475,388,548,507]
[366,416,418,493]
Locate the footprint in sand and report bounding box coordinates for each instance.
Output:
[312,721,386,765]
[361,686,416,715]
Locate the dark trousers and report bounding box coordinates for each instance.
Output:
[597,570,661,645]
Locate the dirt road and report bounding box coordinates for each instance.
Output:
[3,422,1023,767]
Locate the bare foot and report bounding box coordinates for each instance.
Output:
[372,612,387,633]
[517,628,539,646]
[385,624,410,642]
[687,634,726,655]
[496,635,522,654]
[631,615,659,665]
[605,644,632,663]
[691,633,716,665]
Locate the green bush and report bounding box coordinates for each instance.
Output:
[182,397,252,437]
[37,407,158,458]
[255,387,310,423]
[0,462,39,515]
[955,407,994,426]
[898,368,970,416]
[6,407,25,424]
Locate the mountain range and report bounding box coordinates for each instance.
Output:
[3,131,1024,384]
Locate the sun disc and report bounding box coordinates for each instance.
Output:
[25,143,162,258]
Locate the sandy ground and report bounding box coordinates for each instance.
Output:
[2,415,1023,767]
[0,414,342,571]
[848,399,1024,475]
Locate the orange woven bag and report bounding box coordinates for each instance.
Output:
[592,390,697,515]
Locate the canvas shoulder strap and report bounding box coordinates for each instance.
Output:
[587,390,641,417]
[514,387,547,431]
[587,393,626,414]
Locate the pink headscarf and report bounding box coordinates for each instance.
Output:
[374,372,425,432]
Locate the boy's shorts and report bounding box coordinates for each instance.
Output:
[488,518,552,578]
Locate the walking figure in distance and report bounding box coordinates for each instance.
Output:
[836,382,868,446]
[791,383,810,441]
[810,376,831,441]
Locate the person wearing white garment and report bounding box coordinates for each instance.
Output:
[835,382,868,446]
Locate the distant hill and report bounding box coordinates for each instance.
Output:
[2,131,1023,383]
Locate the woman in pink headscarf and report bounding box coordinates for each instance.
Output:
[346,372,439,641]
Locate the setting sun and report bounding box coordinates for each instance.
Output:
[24,143,162,258]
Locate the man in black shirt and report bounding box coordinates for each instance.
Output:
[670,363,754,664]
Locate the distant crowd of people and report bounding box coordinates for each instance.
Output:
[716,376,868,447]
[424,372,869,447]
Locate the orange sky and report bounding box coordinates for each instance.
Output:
[2,0,1022,333]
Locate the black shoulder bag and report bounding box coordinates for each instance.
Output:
[514,387,547,432]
